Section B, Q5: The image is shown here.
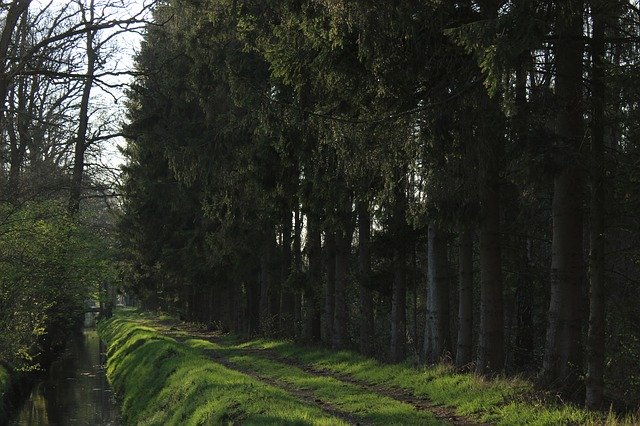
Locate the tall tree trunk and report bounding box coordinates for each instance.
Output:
[322,232,336,344]
[247,267,260,334]
[513,53,534,370]
[304,212,322,341]
[259,227,275,334]
[542,0,585,388]
[0,0,31,127]
[586,1,606,409]
[515,238,535,368]
[69,1,96,215]
[279,209,294,335]
[424,223,450,363]
[358,200,374,356]
[390,172,408,362]
[476,104,504,375]
[456,227,473,367]
[293,204,303,338]
[333,216,353,350]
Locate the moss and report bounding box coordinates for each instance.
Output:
[98,314,345,425]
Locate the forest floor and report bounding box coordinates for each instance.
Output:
[99,309,630,425]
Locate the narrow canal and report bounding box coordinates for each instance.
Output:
[10,328,120,425]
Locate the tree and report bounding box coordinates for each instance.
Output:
[542,0,585,390]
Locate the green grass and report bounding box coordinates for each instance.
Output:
[184,338,442,425]
[105,310,638,426]
[98,312,346,425]
[223,338,631,425]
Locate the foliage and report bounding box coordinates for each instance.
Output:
[119,0,640,412]
[0,200,115,371]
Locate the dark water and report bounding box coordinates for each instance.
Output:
[11,328,120,426]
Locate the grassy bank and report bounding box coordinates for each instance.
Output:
[167,319,636,425]
[227,338,606,425]
[102,310,636,425]
[185,338,441,425]
[98,312,347,425]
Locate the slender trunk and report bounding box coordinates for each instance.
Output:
[248,269,260,334]
[390,249,407,361]
[586,2,606,409]
[390,175,408,362]
[542,0,585,387]
[513,55,534,369]
[322,232,336,344]
[279,209,294,335]
[475,91,505,375]
[424,223,450,363]
[6,92,21,200]
[69,2,96,214]
[304,213,322,341]
[259,227,275,334]
[515,238,535,368]
[456,227,473,367]
[0,1,31,126]
[358,200,374,356]
[293,205,302,338]
[333,222,353,350]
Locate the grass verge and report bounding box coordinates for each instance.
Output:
[228,338,631,425]
[98,311,346,425]
[185,338,442,425]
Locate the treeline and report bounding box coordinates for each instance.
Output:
[121,0,640,410]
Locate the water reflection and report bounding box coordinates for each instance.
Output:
[11,328,120,425]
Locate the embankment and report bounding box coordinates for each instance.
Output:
[98,312,345,425]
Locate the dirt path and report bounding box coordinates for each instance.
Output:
[204,349,366,425]
[150,318,486,426]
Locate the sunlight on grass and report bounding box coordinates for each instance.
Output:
[224,353,442,425]
[235,339,632,425]
[104,310,638,426]
[99,313,346,425]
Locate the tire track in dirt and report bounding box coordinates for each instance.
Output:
[202,349,366,426]
[152,319,487,426]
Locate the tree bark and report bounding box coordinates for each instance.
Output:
[424,223,450,364]
[322,232,336,345]
[456,227,473,368]
[476,102,504,375]
[542,0,585,388]
[69,1,96,214]
[586,1,606,409]
[333,220,353,350]
[0,1,31,124]
[259,227,275,334]
[304,212,322,341]
[293,204,303,338]
[358,201,375,356]
[279,209,294,335]
[390,173,408,363]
